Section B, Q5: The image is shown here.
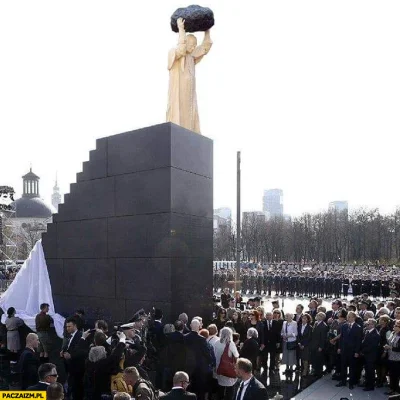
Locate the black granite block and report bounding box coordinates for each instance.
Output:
[76,172,84,182]
[107,123,171,176]
[57,219,107,258]
[170,124,213,178]
[170,257,213,319]
[115,169,171,216]
[63,259,116,298]
[170,214,213,258]
[44,123,213,324]
[57,178,115,222]
[87,138,108,180]
[108,214,170,258]
[54,294,126,323]
[116,258,171,301]
[171,168,212,218]
[42,223,58,259]
[46,259,64,295]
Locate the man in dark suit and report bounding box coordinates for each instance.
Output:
[360,319,380,391]
[18,333,40,389]
[28,363,58,391]
[60,317,84,400]
[160,371,196,400]
[326,300,342,323]
[336,311,363,389]
[184,320,211,400]
[262,312,280,372]
[233,358,267,400]
[309,312,328,378]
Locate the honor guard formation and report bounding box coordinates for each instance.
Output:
[213,263,400,299]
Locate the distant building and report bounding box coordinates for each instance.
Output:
[263,189,283,218]
[213,207,231,232]
[10,168,56,258]
[214,207,232,220]
[329,201,348,212]
[51,175,62,211]
[242,211,266,223]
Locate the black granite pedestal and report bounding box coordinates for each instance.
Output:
[42,122,213,323]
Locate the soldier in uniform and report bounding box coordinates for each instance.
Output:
[342,275,350,297]
[256,269,263,295]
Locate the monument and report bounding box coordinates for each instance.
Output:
[42,6,214,323]
[167,7,213,134]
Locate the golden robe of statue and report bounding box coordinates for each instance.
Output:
[166,18,213,134]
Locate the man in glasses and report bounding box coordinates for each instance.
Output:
[27,363,58,391]
[160,371,196,400]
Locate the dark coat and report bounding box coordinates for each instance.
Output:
[298,324,312,347]
[262,320,280,351]
[86,341,126,400]
[18,348,40,390]
[184,332,211,374]
[232,376,267,400]
[309,321,328,351]
[361,329,380,361]
[160,388,197,400]
[240,338,259,367]
[27,382,49,391]
[63,330,85,375]
[339,323,363,354]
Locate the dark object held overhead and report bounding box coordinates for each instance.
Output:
[171,5,214,33]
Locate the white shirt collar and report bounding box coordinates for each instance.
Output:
[172,387,184,390]
[241,377,252,386]
[39,381,50,385]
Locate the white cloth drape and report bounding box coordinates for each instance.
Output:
[0,240,65,338]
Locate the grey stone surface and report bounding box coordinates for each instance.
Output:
[63,259,116,298]
[57,219,107,258]
[171,168,212,218]
[115,168,171,216]
[57,178,115,222]
[44,123,213,324]
[116,258,171,301]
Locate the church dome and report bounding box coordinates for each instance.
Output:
[12,197,56,218]
[10,167,56,218]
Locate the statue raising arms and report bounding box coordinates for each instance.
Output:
[166,17,212,134]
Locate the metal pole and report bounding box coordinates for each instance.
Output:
[235,151,241,294]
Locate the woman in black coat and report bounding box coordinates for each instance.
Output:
[298,314,312,376]
[240,327,260,370]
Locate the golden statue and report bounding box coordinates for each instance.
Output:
[166,18,213,134]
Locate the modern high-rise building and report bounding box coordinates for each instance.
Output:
[329,201,348,212]
[263,189,283,218]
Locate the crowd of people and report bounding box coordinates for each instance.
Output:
[2,291,400,400]
[213,263,400,299]
[216,289,400,396]
[1,304,271,400]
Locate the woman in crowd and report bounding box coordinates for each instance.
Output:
[231,311,245,343]
[214,327,239,400]
[199,329,217,400]
[384,320,400,396]
[239,327,259,369]
[298,313,312,376]
[5,307,24,353]
[281,312,298,374]
[273,309,284,369]
[213,308,227,331]
[376,315,392,387]
[245,310,264,346]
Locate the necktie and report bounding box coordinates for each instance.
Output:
[268,321,271,330]
[236,382,244,400]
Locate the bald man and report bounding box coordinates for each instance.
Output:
[18,333,40,389]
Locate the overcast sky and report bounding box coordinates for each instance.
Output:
[1,1,399,217]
